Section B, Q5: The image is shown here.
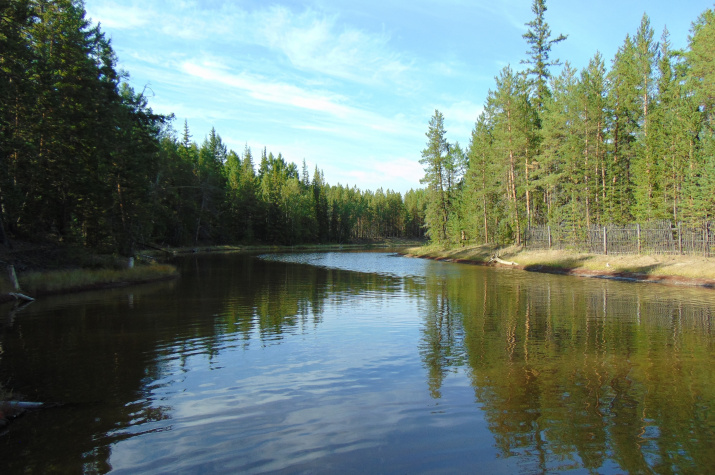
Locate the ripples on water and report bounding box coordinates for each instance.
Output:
[0,251,714,473]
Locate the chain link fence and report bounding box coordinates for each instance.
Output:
[525,221,713,256]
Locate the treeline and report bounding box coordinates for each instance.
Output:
[0,0,426,255]
[157,126,427,246]
[421,1,715,245]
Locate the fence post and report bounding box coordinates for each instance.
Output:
[548,225,552,249]
[603,226,608,255]
[710,222,713,258]
[705,222,710,258]
[637,223,641,254]
[678,222,683,255]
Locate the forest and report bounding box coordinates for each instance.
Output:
[421,1,715,245]
[2,0,715,254]
[0,0,426,256]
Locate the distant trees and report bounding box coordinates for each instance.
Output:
[419,2,715,246]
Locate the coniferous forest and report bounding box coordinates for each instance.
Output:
[2,0,715,254]
[421,1,715,245]
[0,0,426,255]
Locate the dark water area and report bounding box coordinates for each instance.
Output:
[0,251,714,473]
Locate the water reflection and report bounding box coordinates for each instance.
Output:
[418,267,715,472]
[0,252,713,473]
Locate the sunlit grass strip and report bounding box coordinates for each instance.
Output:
[403,243,498,263]
[406,244,715,281]
[18,264,178,295]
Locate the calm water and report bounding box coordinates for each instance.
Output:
[1,251,714,473]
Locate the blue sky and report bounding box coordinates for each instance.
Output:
[84,0,713,194]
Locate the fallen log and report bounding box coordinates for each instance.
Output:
[490,255,519,266]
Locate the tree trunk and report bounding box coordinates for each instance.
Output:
[0,211,9,248]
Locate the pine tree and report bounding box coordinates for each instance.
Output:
[463,111,498,243]
[683,7,715,221]
[488,67,536,243]
[630,14,660,222]
[606,35,641,223]
[312,166,329,242]
[420,110,453,243]
[521,0,568,110]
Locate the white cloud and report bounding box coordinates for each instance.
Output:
[181,61,352,117]
[254,6,413,87]
[180,60,423,139]
[438,100,483,142]
[342,156,424,193]
[86,4,152,30]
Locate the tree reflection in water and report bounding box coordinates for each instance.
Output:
[418,267,715,472]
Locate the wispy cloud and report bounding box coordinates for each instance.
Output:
[87,4,153,30]
[342,157,425,192]
[181,62,353,117]
[180,60,422,137]
[436,100,483,143]
[254,6,413,86]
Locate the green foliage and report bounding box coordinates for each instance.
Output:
[0,0,426,252]
[521,0,568,109]
[420,110,458,243]
[420,1,715,247]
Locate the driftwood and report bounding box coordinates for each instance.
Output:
[489,255,519,266]
[7,265,20,291]
[8,293,34,302]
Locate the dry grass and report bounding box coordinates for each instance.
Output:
[405,244,715,280]
[18,264,178,295]
[404,243,498,262]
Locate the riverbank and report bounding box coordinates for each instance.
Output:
[0,238,424,303]
[140,238,424,257]
[403,243,715,288]
[0,264,179,304]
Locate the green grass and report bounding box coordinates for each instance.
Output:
[18,264,178,295]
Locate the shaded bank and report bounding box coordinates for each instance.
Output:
[0,239,424,303]
[0,265,179,304]
[403,244,715,289]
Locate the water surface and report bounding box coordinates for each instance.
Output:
[1,251,714,473]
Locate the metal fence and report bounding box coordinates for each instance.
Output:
[525,221,714,256]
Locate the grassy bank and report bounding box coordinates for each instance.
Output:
[0,264,178,301]
[404,243,715,286]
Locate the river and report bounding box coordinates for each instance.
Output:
[1,251,714,473]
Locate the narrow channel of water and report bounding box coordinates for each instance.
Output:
[0,251,713,473]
